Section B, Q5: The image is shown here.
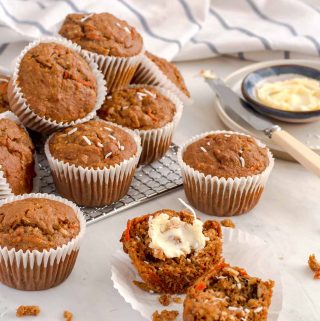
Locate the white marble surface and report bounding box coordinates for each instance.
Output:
[1,56,320,321]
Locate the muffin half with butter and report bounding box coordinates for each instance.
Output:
[8,38,105,134]
[98,85,183,164]
[120,209,222,294]
[45,120,141,207]
[0,193,86,291]
[178,131,274,216]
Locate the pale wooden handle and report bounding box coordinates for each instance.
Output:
[271,130,320,176]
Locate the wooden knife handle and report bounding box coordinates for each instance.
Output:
[271,129,320,176]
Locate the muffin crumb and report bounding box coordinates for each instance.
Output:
[159,294,171,306]
[152,310,179,321]
[172,297,182,304]
[221,219,235,228]
[64,310,73,321]
[16,305,40,317]
[308,254,320,279]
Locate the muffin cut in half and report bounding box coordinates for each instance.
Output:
[120,209,222,294]
[183,263,274,321]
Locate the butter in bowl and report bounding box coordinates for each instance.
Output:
[241,65,320,123]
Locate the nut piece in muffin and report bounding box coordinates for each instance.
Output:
[16,42,97,123]
[59,13,143,57]
[120,209,222,294]
[183,263,274,321]
[183,133,269,179]
[46,120,140,206]
[179,132,273,216]
[0,76,10,113]
[48,120,137,169]
[98,86,176,130]
[0,198,80,251]
[0,118,35,195]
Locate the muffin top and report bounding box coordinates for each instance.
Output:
[0,118,35,195]
[59,13,143,57]
[183,133,269,178]
[146,51,190,97]
[0,76,10,113]
[49,120,138,169]
[17,42,97,123]
[97,86,176,130]
[0,198,80,251]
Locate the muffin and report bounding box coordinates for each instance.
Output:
[98,86,183,164]
[45,120,141,207]
[59,12,144,92]
[120,209,222,294]
[0,193,86,291]
[8,38,106,134]
[178,131,274,216]
[0,75,10,113]
[0,112,36,198]
[131,51,191,104]
[183,263,274,321]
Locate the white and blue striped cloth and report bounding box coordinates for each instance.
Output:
[0,0,320,70]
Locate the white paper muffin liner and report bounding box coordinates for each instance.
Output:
[86,48,144,92]
[8,37,107,134]
[0,193,86,291]
[44,120,142,207]
[132,53,192,105]
[111,228,282,321]
[177,130,274,216]
[0,111,39,200]
[126,85,183,165]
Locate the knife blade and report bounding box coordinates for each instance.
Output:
[206,78,280,137]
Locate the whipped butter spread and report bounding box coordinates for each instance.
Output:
[256,77,320,112]
[148,213,209,259]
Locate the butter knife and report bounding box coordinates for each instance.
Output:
[206,77,320,176]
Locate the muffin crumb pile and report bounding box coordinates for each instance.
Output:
[152,310,179,321]
[16,305,40,317]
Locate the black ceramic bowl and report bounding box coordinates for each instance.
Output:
[241,64,320,123]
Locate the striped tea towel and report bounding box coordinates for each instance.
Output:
[0,0,319,70]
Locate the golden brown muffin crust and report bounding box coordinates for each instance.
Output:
[17,42,97,122]
[59,13,143,57]
[183,134,269,178]
[146,51,190,97]
[0,76,10,113]
[98,86,176,130]
[49,120,137,169]
[0,198,80,251]
[0,118,35,195]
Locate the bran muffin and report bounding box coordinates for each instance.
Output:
[131,51,191,103]
[59,13,144,91]
[98,86,182,164]
[0,115,35,196]
[45,120,141,206]
[120,209,222,294]
[0,76,10,113]
[178,131,274,216]
[183,263,274,321]
[0,193,86,291]
[8,38,105,134]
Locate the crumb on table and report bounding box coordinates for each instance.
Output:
[308,254,320,279]
[64,310,73,321]
[172,297,182,304]
[220,219,235,228]
[152,310,179,321]
[159,294,171,306]
[133,280,154,293]
[16,306,40,317]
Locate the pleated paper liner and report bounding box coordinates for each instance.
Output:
[177,130,274,216]
[8,37,106,134]
[0,111,40,200]
[44,120,142,207]
[0,193,86,291]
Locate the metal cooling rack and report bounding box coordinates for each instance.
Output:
[36,141,183,225]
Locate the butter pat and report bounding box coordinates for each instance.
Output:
[256,77,320,112]
[148,213,209,259]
